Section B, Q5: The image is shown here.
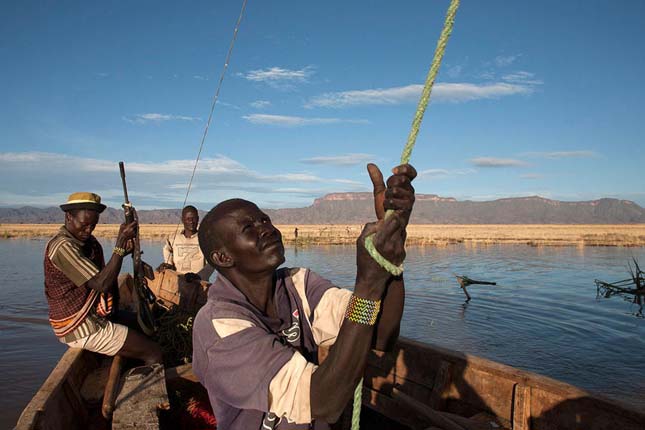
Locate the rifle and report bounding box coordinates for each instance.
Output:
[119,161,157,336]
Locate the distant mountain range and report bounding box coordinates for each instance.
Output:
[2,194,644,224]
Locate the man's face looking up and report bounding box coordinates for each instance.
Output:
[212,200,285,273]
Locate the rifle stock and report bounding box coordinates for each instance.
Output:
[119,161,157,336]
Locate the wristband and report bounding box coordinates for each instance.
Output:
[113,246,126,257]
[344,295,381,326]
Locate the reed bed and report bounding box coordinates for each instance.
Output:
[2,223,645,247]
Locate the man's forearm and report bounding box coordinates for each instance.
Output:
[310,279,385,422]
[86,250,125,293]
[373,276,404,351]
[310,318,375,422]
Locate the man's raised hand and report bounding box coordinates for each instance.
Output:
[367,163,416,224]
[356,164,416,297]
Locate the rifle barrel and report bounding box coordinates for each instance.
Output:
[119,161,130,205]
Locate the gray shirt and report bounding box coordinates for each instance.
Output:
[192,267,352,430]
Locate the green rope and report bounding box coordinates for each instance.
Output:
[352,2,460,430]
[351,378,363,429]
[400,0,460,166]
[364,0,460,278]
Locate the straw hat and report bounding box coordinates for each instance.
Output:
[60,192,107,213]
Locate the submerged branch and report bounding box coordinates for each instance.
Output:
[456,275,497,301]
[595,259,645,317]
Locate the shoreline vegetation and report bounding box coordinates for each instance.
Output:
[1,224,645,247]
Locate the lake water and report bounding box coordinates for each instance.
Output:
[1,238,644,428]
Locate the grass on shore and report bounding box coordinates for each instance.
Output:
[1,223,645,247]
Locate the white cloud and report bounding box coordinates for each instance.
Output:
[446,65,463,78]
[269,173,322,182]
[470,157,528,168]
[0,151,115,171]
[127,157,248,175]
[193,75,209,81]
[494,55,519,67]
[301,153,375,166]
[0,151,368,208]
[239,66,314,88]
[271,187,329,195]
[418,168,476,178]
[215,101,240,110]
[331,179,364,186]
[306,79,538,108]
[437,82,536,102]
[307,85,420,108]
[0,191,84,208]
[123,113,201,124]
[501,71,543,85]
[250,100,271,109]
[167,183,191,190]
[0,151,245,175]
[242,114,369,127]
[524,150,598,159]
[478,70,496,80]
[520,173,543,179]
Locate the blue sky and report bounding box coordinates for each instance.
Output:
[1,0,644,210]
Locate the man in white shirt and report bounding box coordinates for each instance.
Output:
[160,205,214,282]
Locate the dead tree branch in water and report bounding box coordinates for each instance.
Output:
[456,275,497,301]
[595,258,645,317]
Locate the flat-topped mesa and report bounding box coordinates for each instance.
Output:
[2,195,644,224]
[489,196,641,208]
[313,193,456,206]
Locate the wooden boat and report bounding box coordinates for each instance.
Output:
[15,336,645,430]
[14,347,209,430]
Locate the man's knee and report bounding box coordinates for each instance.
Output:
[119,329,162,364]
[146,342,163,365]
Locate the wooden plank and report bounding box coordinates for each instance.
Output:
[446,365,515,420]
[364,385,492,430]
[428,360,452,410]
[363,386,431,430]
[529,388,645,430]
[391,387,465,430]
[512,384,531,430]
[469,412,510,430]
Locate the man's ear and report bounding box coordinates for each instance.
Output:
[211,250,233,268]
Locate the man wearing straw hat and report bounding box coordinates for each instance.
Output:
[44,192,162,364]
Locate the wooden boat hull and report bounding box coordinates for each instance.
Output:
[15,348,101,430]
[16,337,645,429]
[362,338,644,430]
